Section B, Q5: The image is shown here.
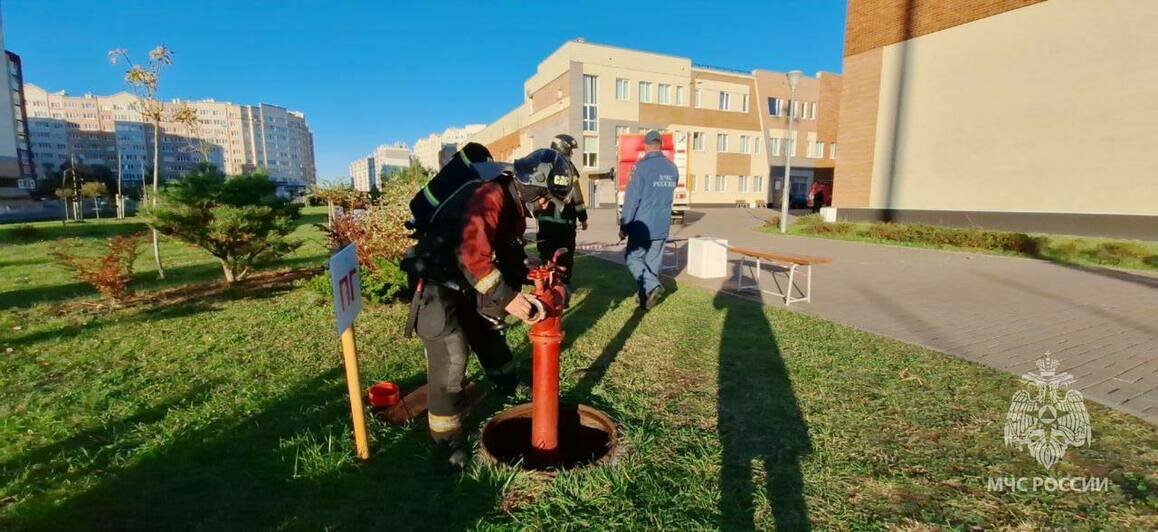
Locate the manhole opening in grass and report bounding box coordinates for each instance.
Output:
[480,402,618,471]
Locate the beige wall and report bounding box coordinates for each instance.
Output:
[859,0,1158,215]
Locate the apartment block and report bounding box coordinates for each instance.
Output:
[347,142,410,192]
[349,156,374,192]
[834,0,1158,238]
[0,10,35,199]
[23,83,316,190]
[413,124,484,171]
[470,40,840,208]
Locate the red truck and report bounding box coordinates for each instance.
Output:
[615,132,688,224]
[807,180,833,213]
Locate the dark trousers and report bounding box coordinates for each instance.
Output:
[414,285,514,440]
[537,222,577,283]
[625,237,665,302]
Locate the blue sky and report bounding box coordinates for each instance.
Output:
[4,0,847,180]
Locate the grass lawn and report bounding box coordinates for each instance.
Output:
[759,217,1158,274]
[1,209,1156,529]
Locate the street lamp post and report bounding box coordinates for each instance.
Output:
[779,70,803,233]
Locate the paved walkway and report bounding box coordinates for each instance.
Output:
[563,208,1158,424]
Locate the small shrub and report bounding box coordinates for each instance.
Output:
[299,259,410,306]
[8,224,42,242]
[50,232,145,304]
[361,258,411,304]
[1048,239,1085,260]
[794,214,823,228]
[301,272,331,298]
[764,215,781,228]
[865,223,909,242]
[1144,255,1158,268]
[1091,242,1150,265]
[798,219,855,236]
[981,231,1043,255]
[861,222,1040,254]
[318,162,430,272]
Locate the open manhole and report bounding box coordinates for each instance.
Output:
[480,402,619,471]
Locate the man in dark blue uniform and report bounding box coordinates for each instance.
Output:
[619,130,678,310]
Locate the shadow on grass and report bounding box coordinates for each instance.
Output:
[1,255,324,311]
[5,369,502,529]
[0,219,150,243]
[0,383,219,494]
[714,289,811,531]
[7,272,317,350]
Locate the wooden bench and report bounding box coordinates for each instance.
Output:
[728,246,832,305]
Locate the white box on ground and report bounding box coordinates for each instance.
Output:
[687,237,729,279]
[820,206,837,223]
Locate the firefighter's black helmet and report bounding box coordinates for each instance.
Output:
[550,134,579,159]
[513,148,574,206]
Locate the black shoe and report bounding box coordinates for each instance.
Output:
[644,285,665,310]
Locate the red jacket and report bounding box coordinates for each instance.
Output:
[457,180,528,319]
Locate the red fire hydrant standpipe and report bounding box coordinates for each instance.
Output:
[526,249,569,462]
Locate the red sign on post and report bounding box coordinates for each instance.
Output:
[328,243,369,460]
[329,243,362,335]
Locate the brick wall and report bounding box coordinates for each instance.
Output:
[845,0,1046,57]
[832,48,883,208]
[486,131,521,162]
[530,71,569,114]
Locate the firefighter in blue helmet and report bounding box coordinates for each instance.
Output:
[534,134,588,284]
[619,130,677,310]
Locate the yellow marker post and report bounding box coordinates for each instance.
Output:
[330,243,369,460]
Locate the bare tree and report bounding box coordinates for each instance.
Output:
[109,45,175,279]
[172,103,211,163]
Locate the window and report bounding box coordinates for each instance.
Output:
[718,91,730,111]
[615,126,630,145]
[675,86,685,106]
[616,78,629,101]
[754,140,760,155]
[809,102,817,120]
[694,89,702,108]
[808,141,824,158]
[830,143,837,159]
[583,136,597,168]
[582,75,598,132]
[716,133,728,152]
[754,176,765,192]
[714,175,726,192]
[741,94,749,113]
[769,137,782,156]
[785,138,796,156]
[639,81,653,103]
[702,174,711,192]
[692,131,704,151]
[658,84,671,104]
[793,100,803,119]
[738,175,749,193]
[768,97,779,116]
[739,135,750,154]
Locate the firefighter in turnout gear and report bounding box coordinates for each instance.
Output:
[535,134,588,284]
[406,147,575,466]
